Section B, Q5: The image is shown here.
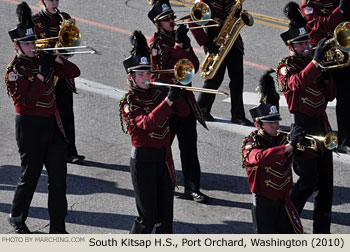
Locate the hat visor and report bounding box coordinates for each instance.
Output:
[128,65,151,72]
[16,35,37,43]
[259,114,282,122]
[155,10,174,21]
[289,34,310,44]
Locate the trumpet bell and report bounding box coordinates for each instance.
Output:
[174,59,195,85]
[191,2,211,26]
[323,132,338,150]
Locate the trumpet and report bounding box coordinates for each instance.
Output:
[149,58,228,95]
[316,21,350,69]
[33,8,99,55]
[279,130,338,151]
[175,2,220,30]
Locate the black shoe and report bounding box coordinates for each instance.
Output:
[231,118,253,126]
[67,154,85,164]
[8,216,31,234]
[337,140,350,154]
[202,113,215,122]
[184,190,209,203]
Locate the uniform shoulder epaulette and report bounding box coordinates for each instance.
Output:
[276,56,294,91]
[241,131,260,168]
[4,58,22,97]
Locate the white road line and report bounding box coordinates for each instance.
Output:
[75,77,348,164]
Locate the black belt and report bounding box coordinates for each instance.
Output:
[130,146,164,160]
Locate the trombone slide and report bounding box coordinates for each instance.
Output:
[145,81,229,96]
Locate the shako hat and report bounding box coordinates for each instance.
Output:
[148,0,174,23]
[8,2,36,43]
[123,30,151,73]
[249,103,282,123]
[280,1,309,45]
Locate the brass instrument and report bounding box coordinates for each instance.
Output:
[279,130,338,151]
[149,58,228,95]
[317,21,350,69]
[175,2,220,30]
[33,8,99,55]
[200,0,254,79]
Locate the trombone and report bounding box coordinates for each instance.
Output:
[175,2,220,30]
[316,21,350,69]
[33,8,99,55]
[279,130,338,151]
[148,58,228,96]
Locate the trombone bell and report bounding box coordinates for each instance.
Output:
[175,2,219,29]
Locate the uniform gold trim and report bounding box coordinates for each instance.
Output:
[265,176,291,190]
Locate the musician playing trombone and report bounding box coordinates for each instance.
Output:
[277,2,336,234]
[120,31,190,233]
[241,71,304,233]
[148,0,209,203]
[6,2,80,234]
[32,0,85,164]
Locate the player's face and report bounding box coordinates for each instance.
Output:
[261,121,280,137]
[160,14,175,33]
[292,41,311,57]
[44,0,59,14]
[133,71,151,89]
[17,41,36,58]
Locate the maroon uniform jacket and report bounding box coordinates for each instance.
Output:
[277,56,336,131]
[189,0,244,51]
[149,31,207,129]
[5,55,80,117]
[300,0,350,46]
[33,10,77,92]
[120,86,190,185]
[241,130,303,233]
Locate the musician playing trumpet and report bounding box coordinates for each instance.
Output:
[277,2,336,234]
[32,0,85,164]
[241,71,304,233]
[148,0,209,203]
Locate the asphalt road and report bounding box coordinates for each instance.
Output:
[0,0,349,234]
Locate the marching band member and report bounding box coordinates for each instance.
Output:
[33,0,85,164]
[241,71,304,233]
[300,0,350,154]
[148,0,209,203]
[120,30,190,233]
[6,2,80,234]
[189,0,252,126]
[277,2,336,233]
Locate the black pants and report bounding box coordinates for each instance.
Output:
[251,194,295,234]
[55,78,77,157]
[290,150,333,233]
[129,147,174,234]
[331,67,350,144]
[170,110,201,191]
[197,43,245,120]
[290,112,334,233]
[11,114,68,232]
